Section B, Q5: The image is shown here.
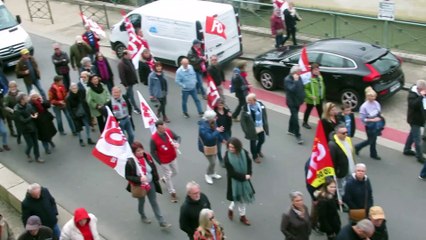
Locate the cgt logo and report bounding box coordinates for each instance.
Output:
[205,16,227,39]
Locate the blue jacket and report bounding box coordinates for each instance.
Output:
[175,65,197,91]
[284,74,305,107]
[148,71,168,99]
[343,173,373,210]
[198,119,222,153]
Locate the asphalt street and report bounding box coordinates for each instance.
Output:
[0,33,425,240]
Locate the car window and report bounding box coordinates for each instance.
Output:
[370,52,399,74]
[319,53,355,68]
[287,52,321,64]
[128,14,141,29]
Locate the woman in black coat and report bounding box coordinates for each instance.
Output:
[316,178,341,240]
[66,83,94,147]
[29,91,57,155]
[224,137,255,226]
[138,48,155,85]
[281,191,311,240]
[125,141,171,228]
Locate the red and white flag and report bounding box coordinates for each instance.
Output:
[121,11,144,69]
[298,47,312,85]
[137,91,158,134]
[205,16,227,40]
[206,74,221,110]
[306,120,335,188]
[80,12,106,38]
[92,107,135,178]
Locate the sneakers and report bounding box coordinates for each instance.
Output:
[160,222,172,229]
[403,150,416,156]
[211,173,222,179]
[141,217,152,224]
[205,174,213,184]
[371,155,382,160]
[302,122,312,129]
[297,136,304,145]
[254,157,262,164]
[287,131,295,136]
[198,112,204,118]
[36,158,45,163]
[170,192,178,203]
[27,155,33,162]
[183,113,190,119]
[418,175,426,180]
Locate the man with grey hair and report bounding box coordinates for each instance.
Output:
[179,181,211,240]
[284,65,305,144]
[21,183,60,238]
[404,79,426,165]
[343,163,374,223]
[336,219,375,239]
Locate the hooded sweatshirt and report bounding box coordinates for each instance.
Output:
[74,208,93,240]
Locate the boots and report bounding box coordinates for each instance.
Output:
[163,115,170,123]
[240,215,251,226]
[228,209,233,220]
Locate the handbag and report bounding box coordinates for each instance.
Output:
[348,181,368,222]
[130,184,147,198]
[199,137,218,156]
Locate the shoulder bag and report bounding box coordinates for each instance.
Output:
[199,136,217,156]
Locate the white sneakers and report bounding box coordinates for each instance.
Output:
[205,173,222,184]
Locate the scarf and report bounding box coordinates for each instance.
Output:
[88,82,104,94]
[195,47,206,72]
[227,150,255,203]
[143,55,155,71]
[76,223,93,240]
[157,73,168,93]
[96,60,110,80]
[333,134,355,173]
[32,99,45,113]
[292,206,305,219]
[249,102,263,127]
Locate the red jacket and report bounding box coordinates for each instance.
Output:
[48,83,67,107]
[193,223,224,240]
[151,129,177,164]
[270,14,285,35]
[82,31,100,52]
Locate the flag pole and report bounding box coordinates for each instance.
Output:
[165,131,182,155]
[333,175,343,212]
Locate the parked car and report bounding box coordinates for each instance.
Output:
[252,39,404,110]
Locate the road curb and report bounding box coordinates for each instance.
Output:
[0,163,106,239]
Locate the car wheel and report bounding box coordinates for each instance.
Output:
[340,89,361,111]
[114,42,126,59]
[259,70,276,90]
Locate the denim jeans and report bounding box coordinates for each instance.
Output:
[420,162,426,178]
[250,131,265,159]
[181,88,203,114]
[275,34,284,48]
[137,181,166,224]
[53,106,76,134]
[195,72,206,97]
[25,79,47,99]
[52,224,61,239]
[217,131,231,164]
[119,116,134,145]
[126,85,140,111]
[355,125,379,157]
[77,116,91,140]
[23,132,39,159]
[288,105,301,137]
[404,124,423,160]
[0,119,7,145]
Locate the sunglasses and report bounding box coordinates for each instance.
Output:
[339,131,348,135]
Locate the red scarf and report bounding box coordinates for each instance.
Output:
[32,99,45,113]
[74,208,94,240]
[195,48,206,72]
[137,156,148,176]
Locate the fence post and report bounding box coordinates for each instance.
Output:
[46,0,54,24]
[26,0,33,22]
[103,4,110,29]
[333,14,337,38]
[383,20,389,48]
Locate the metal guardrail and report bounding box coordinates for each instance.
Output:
[26,0,54,24]
[78,3,110,29]
[227,0,426,54]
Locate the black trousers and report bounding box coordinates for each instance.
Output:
[303,102,323,124]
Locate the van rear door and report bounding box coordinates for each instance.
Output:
[203,7,242,64]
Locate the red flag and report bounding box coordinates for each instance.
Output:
[92,107,135,178]
[206,74,221,110]
[80,12,106,38]
[121,11,144,69]
[298,47,312,85]
[205,16,227,39]
[306,120,335,188]
[136,91,158,134]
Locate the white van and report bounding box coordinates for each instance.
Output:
[109,0,242,66]
[0,2,33,70]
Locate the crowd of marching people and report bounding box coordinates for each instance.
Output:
[3,1,425,239]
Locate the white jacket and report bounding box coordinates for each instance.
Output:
[60,213,100,240]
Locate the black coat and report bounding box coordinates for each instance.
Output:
[13,103,37,134]
[125,154,162,195]
[321,118,338,142]
[328,138,350,178]
[343,175,373,211]
[187,47,205,73]
[118,59,138,87]
[21,187,58,229]
[240,101,269,140]
[138,60,152,85]
[406,86,425,126]
[283,9,300,30]
[317,194,341,235]
[207,64,225,87]
[232,71,249,99]
[179,193,211,239]
[280,205,311,240]
[224,149,255,201]
[284,75,305,107]
[337,112,356,138]
[66,90,91,132]
[30,101,57,141]
[371,220,389,240]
